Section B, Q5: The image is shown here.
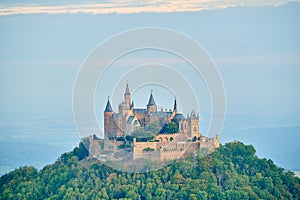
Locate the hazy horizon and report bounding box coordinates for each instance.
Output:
[0,2,299,175]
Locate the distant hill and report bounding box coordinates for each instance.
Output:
[0,141,299,199]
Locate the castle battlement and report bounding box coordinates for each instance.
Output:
[89,83,219,162]
[161,149,183,153]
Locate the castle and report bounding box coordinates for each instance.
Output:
[89,83,220,162]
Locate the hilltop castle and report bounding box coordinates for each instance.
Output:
[89,83,219,161]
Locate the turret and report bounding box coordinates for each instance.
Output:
[104,97,113,113]
[104,97,114,138]
[124,83,131,105]
[188,110,200,140]
[147,90,157,113]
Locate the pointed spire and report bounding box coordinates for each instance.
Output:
[124,82,131,105]
[104,97,113,112]
[131,100,134,107]
[147,90,156,106]
[173,97,177,111]
[125,82,130,94]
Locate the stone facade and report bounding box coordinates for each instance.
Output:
[89,83,220,162]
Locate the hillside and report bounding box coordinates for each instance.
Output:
[0,142,299,200]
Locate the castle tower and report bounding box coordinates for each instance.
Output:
[188,111,200,140]
[147,91,157,114]
[104,97,114,139]
[124,83,131,105]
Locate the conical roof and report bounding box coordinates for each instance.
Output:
[147,93,156,106]
[104,98,113,112]
[125,83,130,94]
[173,98,177,111]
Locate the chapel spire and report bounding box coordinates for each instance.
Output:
[173,97,177,113]
[147,90,157,113]
[147,90,156,106]
[125,82,130,94]
[124,83,131,105]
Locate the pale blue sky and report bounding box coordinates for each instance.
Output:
[1,2,299,118]
[0,1,299,173]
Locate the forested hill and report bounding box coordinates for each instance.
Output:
[1,142,299,200]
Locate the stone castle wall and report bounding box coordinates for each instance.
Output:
[133,139,157,154]
[155,133,186,142]
[160,149,185,161]
[200,136,220,152]
[89,135,101,157]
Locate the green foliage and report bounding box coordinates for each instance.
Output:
[147,120,162,134]
[132,127,156,141]
[116,136,125,141]
[125,135,134,142]
[1,141,299,200]
[160,122,179,134]
[118,143,126,149]
[72,140,89,160]
[143,147,155,152]
[166,122,178,133]
[117,143,131,150]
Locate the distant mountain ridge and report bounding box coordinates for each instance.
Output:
[0,141,299,199]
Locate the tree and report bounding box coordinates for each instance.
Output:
[159,122,179,134]
[1,141,300,200]
[72,141,89,160]
[167,122,178,133]
[143,147,155,152]
[132,127,156,141]
[147,120,162,134]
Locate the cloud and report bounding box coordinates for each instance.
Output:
[0,0,297,16]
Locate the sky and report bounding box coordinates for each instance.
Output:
[0,1,299,174]
[0,0,299,15]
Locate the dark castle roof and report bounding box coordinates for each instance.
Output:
[147,93,156,106]
[149,111,172,119]
[127,116,140,125]
[174,114,185,122]
[174,99,177,111]
[133,109,147,114]
[127,116,134,124]
[104,99,113,112]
